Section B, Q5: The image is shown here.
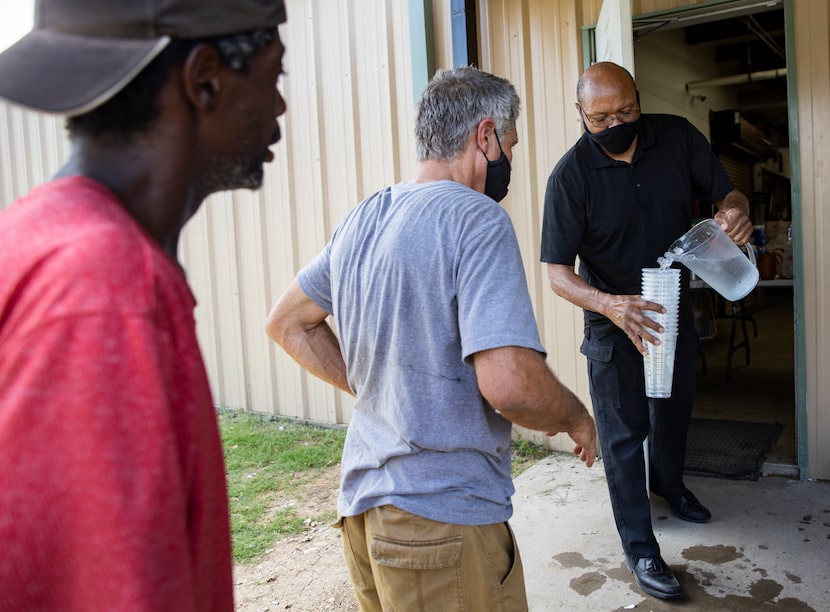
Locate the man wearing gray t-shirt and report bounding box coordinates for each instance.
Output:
[266,66,597,612]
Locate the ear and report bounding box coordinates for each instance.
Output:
[476,118,496,152]
[181,43,225,113]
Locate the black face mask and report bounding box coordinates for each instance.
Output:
[483,131,511,202]
[584,117,642,155]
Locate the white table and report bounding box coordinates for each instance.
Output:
[689,278,793,379]
[689,278,794,290]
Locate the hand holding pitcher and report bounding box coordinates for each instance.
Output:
[714,206,753,246]
[667,219,759,302]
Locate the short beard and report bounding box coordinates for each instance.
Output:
[201,153,265,195]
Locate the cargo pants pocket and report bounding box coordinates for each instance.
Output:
[371,534,464,608]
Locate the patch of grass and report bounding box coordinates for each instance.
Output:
[219,409,555,563]
[511,434,555,477]
[218,409,346,563]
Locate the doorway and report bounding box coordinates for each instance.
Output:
[630,2,797,474]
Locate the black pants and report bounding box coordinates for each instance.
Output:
[581,319,698,559]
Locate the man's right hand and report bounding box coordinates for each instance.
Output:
[605,294,667,356]
[473,345,598,467]
[546,264,664,356]
[566,413,598,468]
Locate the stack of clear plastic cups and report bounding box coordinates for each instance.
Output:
[641,267,681,398]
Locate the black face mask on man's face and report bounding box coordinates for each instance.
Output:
[584,117,642,155]
[482,131,511,202]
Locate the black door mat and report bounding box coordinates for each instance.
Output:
[683,418,784,481]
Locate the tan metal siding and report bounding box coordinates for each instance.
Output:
[0,103,70,205]
[179,0,418,425]
[792,0,830,479]
[431,0,455,67]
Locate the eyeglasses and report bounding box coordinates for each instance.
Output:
[579,103,640,128]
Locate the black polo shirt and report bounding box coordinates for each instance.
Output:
[540,114,734,326]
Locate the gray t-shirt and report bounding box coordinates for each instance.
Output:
[298,180,545,525]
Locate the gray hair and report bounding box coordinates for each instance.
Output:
[414,66,520,162]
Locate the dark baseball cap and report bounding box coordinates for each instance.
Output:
[0,0,287,116]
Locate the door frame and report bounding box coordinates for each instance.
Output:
[582,0,806,477]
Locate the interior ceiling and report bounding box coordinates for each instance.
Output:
[635,5,788,147]
[684,8,788,144]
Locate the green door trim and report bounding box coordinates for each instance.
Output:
[782,0,808,479]
[409,0,435,105]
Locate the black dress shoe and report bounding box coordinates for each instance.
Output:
[625,555,683,600]
[668,489,712,523]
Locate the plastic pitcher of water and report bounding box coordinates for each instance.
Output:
[666,219,759,302]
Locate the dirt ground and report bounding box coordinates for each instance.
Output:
[233,466,358,612]
[232,453,543,610]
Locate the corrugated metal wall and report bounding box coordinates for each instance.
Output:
[791,0,830,479]
[1,0,828,478]
[178,0,418,426]
[0,103,70,204]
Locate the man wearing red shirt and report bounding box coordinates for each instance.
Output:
[0,1,288,609]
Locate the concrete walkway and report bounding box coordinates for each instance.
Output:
[510,453,829,611]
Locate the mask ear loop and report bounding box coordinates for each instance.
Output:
[493,129,504,156]
[481,129,502,162]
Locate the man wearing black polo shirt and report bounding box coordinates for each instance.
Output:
[540,61,752,600]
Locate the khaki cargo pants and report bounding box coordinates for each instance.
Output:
[335,505,528,611]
